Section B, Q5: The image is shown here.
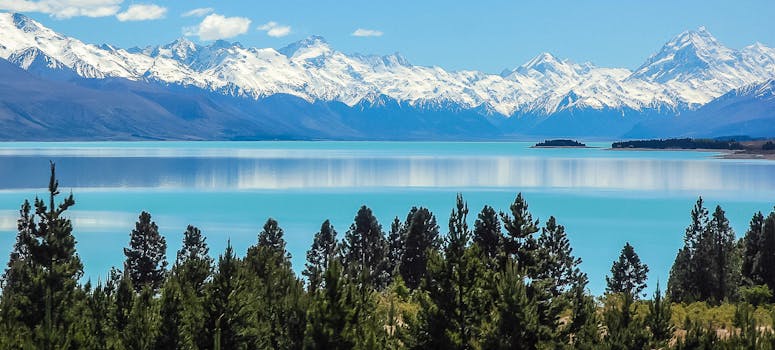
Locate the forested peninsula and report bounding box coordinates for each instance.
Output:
[2,164,775,349]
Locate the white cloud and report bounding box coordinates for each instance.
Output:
[185,13,251,41]
[181,7,213,18]
[352,28,383,37]
[258,21,291,38]
[0,0,123,19]
[116,4,166,21]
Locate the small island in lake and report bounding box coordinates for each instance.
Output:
[533,139,587,148]
[611,138,775,159]
[611,138,744,150]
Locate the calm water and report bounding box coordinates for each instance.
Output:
[0,141,773,295]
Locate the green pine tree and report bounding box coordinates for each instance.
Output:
[342,206,389,289]
[385,216,405,283]
[500,193,540,275]
[0,162,84,348]
[473,204,502,263]
[124,211,168,293]
[606,242,649,298]
[399,207,440,289]
[207,241,252,350]
[303,219,338,292]
[708,205,740,302]
[602,292,649,350]
[741,211,765,286]
[645,282,673,347]
[244,218,307,350]
[482,259,539,349]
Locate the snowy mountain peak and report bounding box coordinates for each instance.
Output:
[670,26,726,53]
[0,13,773,118]
[631,26,740,86]
[9,13,43,33]
[520,52,562,71]
[278,35,331,58]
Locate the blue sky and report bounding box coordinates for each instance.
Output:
[2,0,774,73]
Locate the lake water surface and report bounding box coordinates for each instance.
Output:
[0,141,773,295]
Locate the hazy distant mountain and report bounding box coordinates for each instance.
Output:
[0,12,774,140]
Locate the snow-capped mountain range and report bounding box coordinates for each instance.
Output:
[2,13,774,117]
[1,11,774,140]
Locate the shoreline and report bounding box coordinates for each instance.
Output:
[607,147,775,160]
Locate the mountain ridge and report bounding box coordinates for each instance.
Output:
[0,12,774,140]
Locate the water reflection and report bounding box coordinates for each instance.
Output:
[0,154,772,194]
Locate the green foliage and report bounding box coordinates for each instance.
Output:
[413,194,491,349]
[342,205,389,289]
[669,198,743,304]
[646,282,674,346]
[742,209,775,299]
[399,207,440,290]
[304,219,338,292]
[499,193,540,275]
[124,211,168,293]
[244,218,307,350]
[0,162,84,349]
[8,166,775,350]
[606,242,649,298]
[473,204,502,263]
[534,215,584,298]
[602,292,650,350]
[482,259,539,349]
[740,284,773,306]
[174,225,213,293]
[385,216,404,284]
[566,281,601,349]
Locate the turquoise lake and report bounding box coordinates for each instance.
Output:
[0,141,773,295]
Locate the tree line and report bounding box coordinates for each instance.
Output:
[2,163,775,349]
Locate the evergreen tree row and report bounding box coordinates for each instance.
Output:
[2,164,775,349]
[668,197,775,305]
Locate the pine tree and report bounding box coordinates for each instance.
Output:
[741,211,765,285]
[422,194,490,349]
[668,197,710,302]
[207,241,251,350]
[645,282,673,347]
[603,292,649,350]
[530,216,586,347]
[385,216,404,282]
[565,278,600,349]
[667,246,693,302]
[606,242,649,298]
[482,259,539,349]
[756,210,775,293]
[534,216,584,298]
[113,271,134,335]
[399,207,441,289]
[124,286,160,350]
[0,162,84,347]
[171,225,212,349]
[500,193,540,275]
[244,218,307,350]
[155,278,184,349]
[342,205,389,289]
[473,205,502,262]
[304,220,338,292]
[303,260,351,350]
[124,211,168,293]
[708,205,740,302]
[174,225,213,292]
